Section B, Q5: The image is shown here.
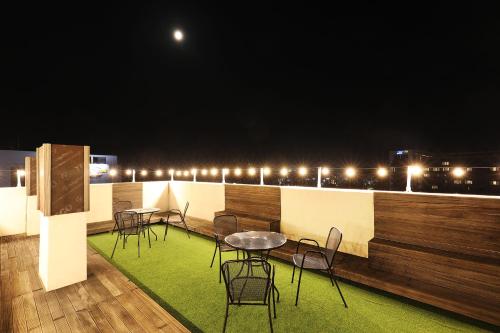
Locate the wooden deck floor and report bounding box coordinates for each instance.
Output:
[0,234,189,333]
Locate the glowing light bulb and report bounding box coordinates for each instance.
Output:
[191,168,197,175]
[223,168,230,175]
[140,170,148,176]
[263,167,271,176]
[234,168,242,176]
[248,168,256,176]
[298,167,308,176]
[321,167,330,176]
[345,167,356,178]
[155,169,163,177]
[183,170,189,177]
[168,169,175,176]
[125,169,132,176]
[176,170,182,176]
[173,29,184,41]
[280,168,289,176]
[210,168,218,176]
[109,169,117,177]
[377,167,388,178]
[452,167,465,178]
[409,165,423,176]
[201,169,208,176]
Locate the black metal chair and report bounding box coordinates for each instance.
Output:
[111,211,145,258]
[222,259,276,333]
[210,214,241,283]
[111,200,132,235]
[291,226,348,307]
[162,202,190,239]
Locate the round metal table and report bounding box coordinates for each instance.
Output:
[125,207,160,241]
[225,231,287,301]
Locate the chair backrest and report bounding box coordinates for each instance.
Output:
[113,200,133,214]
[114,211,140,234]
[222,259,272,304]
[324,226,342,268]
[213,214,238,238]
[182,201,190,218]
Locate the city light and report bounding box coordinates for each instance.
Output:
[183,170,189,177]
[345,167,356,178]
[408,165,423,176]
[140,169,148,176]
[173,29,184,42]
[298,167,308,176]
[109,169,117,177]
[168,169,175,176]
[452,167,466,178]
[201,169,208,176]
[377,167,388,178]
[210,168,218,176]
[263,167,271,176]
[280,167,289,176]
[125,169,132,176]
[155,169,163,177]
[248,168,257,176]
[234,168,242,176]
[321,167,330,176]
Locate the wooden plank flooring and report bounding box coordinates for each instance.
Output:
[0,234,189,333]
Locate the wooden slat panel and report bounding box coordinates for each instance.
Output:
[374,192,500,259]
[112,182,143,211]
[25,157,37,196]
[225,184,281,220]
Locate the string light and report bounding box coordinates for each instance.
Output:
[408,165,423,176]
[345,167,356,178]
[210,168,218,176]
[183,170,189,177]
[298,167,308,176]
[321,167,330,176]
[377,167,388,178]
[176,170,182,176]
[234,168,242,176]
[125,169,132,176]
[223,168,230,176]
[452,167,466,178]
[201,169,208,176]
[280,167,289,176]
[168,169,175,176]
[191,168,197,175]
[155,169,163,177]
[263,167,271,176]
[109,169,117,177]
[140,170,148,176]
[248,168,257,176]
[17,169,25,177]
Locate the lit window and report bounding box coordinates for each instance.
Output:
[442,161,450,166]
[431,185,438,190]
[466,180,473,184]
[454,180,462,184]
[492,181,498,186]
[432,167,440,172]
[443,167,450,171]
[492,167,497,172]
[466,167,473,171]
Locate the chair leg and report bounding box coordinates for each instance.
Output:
[147,227,151,248]
[138,235,141,258]
[163,221,169,241]
[267,295,274,333]
[295,266,304,306]
[210,244,218,268]
[272,283,276,318]
[331,272,348,308]
[222,298,229,333]
[182,220,190,238]
[291,265,296,283]
[219,248,222,283]
[111,233,120,258]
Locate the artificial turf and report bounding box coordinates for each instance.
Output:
[88,225,492,333]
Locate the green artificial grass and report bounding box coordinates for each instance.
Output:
[88,226,492,333]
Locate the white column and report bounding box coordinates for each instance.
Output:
[39,212,87,291]
[132,169,136,183]
[406,167,412,192]
[317,167,322,188]
[260,168,264,185]
[193,170,197,182]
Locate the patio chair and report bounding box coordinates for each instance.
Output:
[162,201,190,240]
[291,226,348,307]
[111,211,144,258]
[222,259,276,333]
[111,200,133,234]
[210,214,241,283]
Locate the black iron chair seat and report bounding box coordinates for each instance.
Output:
[229,276,269,303]
[163,202,190,240]
[219,243,236,252]
[292,253,329,270]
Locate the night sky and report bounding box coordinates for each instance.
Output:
[1,3,499,168]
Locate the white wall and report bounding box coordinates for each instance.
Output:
[26,195,40,235]
[87,183,113,223]
[0,187,27,236]
[169,181,225,221]
[281,187,374,258]
[143,181,169,211]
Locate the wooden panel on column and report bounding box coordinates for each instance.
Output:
[25,156,37,196]
[37,143,90,216]
[112,182,143,211]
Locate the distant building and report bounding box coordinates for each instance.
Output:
[0,149,118,187]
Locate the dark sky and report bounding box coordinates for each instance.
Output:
[1,2,499,167]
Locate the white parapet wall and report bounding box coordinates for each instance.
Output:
[169,181,225,221]
[26,195,40,236]
[87,183,113,223]
[280,187,374,258]
[143,181,169,211]
[0,187,27,236]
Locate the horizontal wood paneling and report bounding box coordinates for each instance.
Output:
[112,183,143,211]
[374,192,500,259]
[225,184,280,221]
